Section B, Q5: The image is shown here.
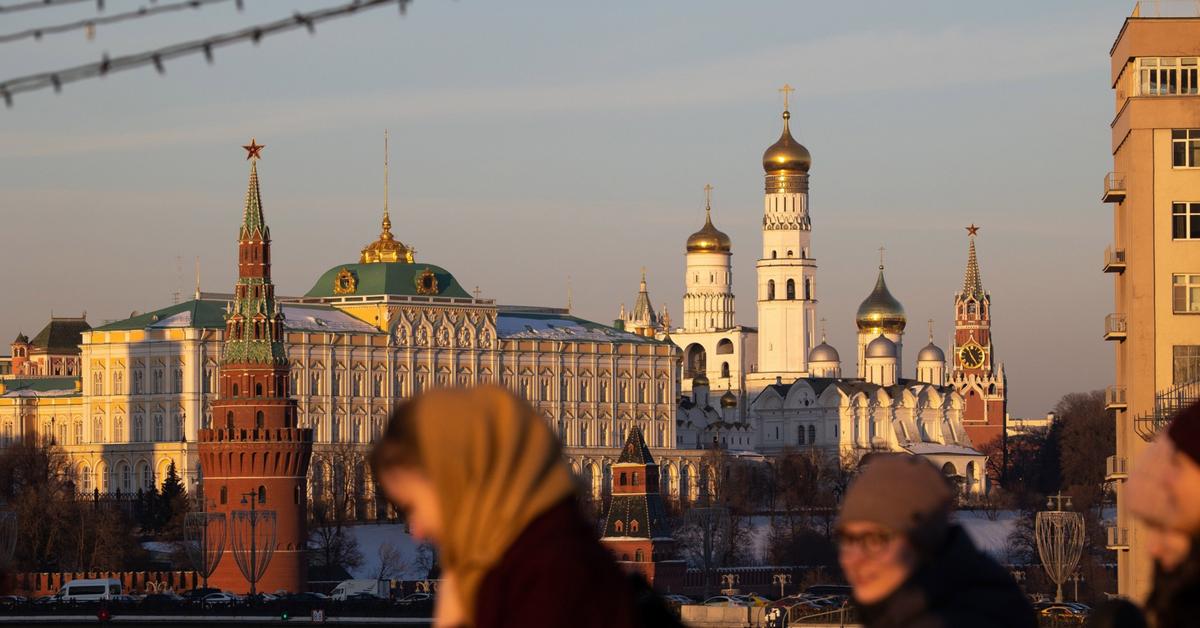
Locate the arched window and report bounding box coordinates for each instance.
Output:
[258,485,266,504]
[786,278,796,300]
[620,472,628,486]
[226,411,234,431]
[635,549,645,562]
[615,520,624,533]
[255,383,263,397]
[771,250,778,259]
[787,250,794,257]
[767,280,776,300]
[120,464,131,492]
[798,427,806,445]
[685,344,707,379]
[808,425,816,444]
[721,362,730,378]
[630,520,640,533]
[632,472,640,486]
[220,485,228,504]
[255,411,264,429]
[232,383,239,397]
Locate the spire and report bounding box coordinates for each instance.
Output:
[631,269,657,329]
[962,224,984,299]
[360,130,414,264]
[928,318,935,343]
[240,157,268,240]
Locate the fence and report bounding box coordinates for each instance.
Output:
[15,570,199,597]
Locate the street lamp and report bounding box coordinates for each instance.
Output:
[772,573,791,598]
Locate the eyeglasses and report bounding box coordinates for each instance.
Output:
[836,529,896,555]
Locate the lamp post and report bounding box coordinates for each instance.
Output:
[231,490,276,597]
[184,500,227,594]
[720,573,739,596]
[772,573,791,599]
[1035,492,1085,603]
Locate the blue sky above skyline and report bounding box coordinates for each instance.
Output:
[0,0,1136,416]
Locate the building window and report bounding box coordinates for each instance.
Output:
[808,425,816,444]
[786,279,796,300]
[798,426,806,445]
[153,415,164,441]
[113,371,124,395]
[1174,203,1200,239]
[1174,346,1200,384]
[173,368,183,393]
[1174,130,1200,167]
[220,485,227,505]
[1139,57,1199,96]
[73,421,83,444]
[767,280,776,300]
[93,371,104,395]
[1174,274,1200,313]
[93,418,103,443]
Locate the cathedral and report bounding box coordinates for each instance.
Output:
[621,87,1004,492]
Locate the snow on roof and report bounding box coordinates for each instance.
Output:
[281,305,380,334]
[904,442,983,457]
[147,310,193,328]
[496,312,655,343]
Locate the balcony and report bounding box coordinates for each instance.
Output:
[1104,313,1128,341]
[1135,379,1200,441]
[1106,385,1127,411]
[1103,247,1127,273]
[1103,172,1126,203]
[1106,455,1128,481]
[1107,526,1129,551]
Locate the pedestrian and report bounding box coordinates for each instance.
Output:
[836,453,1035,628]
[1123,400,1200,628]
[370,385,681,628]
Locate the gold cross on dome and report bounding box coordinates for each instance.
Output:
[704,183,713,209]
[242,138,264,161]
[928,318,934,340]
[878,245,886,268]
[778,83,795,111]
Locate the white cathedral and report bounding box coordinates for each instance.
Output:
[622,93,987,495]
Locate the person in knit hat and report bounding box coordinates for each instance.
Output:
[837,453,1034,628]
[1122,400,1200,628]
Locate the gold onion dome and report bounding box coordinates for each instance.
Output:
[687,207,732,253]
[762,111,811,173]
[720,389,738,409]
[692,373,710,388]
[856,267,906,334]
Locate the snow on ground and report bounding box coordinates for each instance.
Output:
[340,523,427,580]
[954,510,1018,560]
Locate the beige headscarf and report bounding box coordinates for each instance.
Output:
[408,385,576,623]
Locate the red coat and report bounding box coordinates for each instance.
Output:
[474,499,678,628]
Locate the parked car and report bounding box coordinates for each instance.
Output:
[661,594,694,606]
[330,579,389,601]
[55,578,122,602]
[739,593,773,607]
[1039,605,1088,624]
[396,593,432,605]
[703,595,750,607]
[182,587,223,602]
[0,595,27,608]
[201,592,239,606]
[32,595,58,606]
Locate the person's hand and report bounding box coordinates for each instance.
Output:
[434,571,466,628]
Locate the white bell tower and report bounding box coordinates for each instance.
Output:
[749,85,818,392]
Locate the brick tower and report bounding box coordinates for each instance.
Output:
[600,427,685,592]
[198,139,313,594]
[949,224,1007,450]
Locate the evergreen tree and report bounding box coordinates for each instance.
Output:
[157,461,189,538]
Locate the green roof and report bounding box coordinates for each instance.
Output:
[1,376,79,395]
[305,262,471,299]
[30,318,91,353]
[93,300,226,332]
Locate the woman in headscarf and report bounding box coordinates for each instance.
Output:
[370,385,679,628]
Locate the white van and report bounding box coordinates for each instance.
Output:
[56,578,121,602]
[330,579,388,601]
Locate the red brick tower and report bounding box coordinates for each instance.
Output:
[198,139,313,594]
[949,224,1007,450]
[600,427,685,592]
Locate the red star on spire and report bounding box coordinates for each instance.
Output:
[966,223,980,237]
[242,138,264,161]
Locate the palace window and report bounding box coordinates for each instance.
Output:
[373,374,383,397]
[1174,203,1200,239]
[173,368,183,393]
[1174,274,1200,313]
[121,464,131,492]
[1138,57,1199,96]
[133,370,144,394]
[142,465,153,489]
[153,369,164,394]
[93,371,104,395]
[74,421,83,444]
[1174,346,1200,385]
[1174,130,1200,167]
[93,418,103,443]
[310,373,321,396]
[113,370,124,395]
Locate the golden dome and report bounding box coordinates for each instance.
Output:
[856,267,906,334]
[360,211,414,264]
[687,207,732,253]
[762,111,812,173]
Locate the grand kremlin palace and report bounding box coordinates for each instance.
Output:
[0,158,681,514]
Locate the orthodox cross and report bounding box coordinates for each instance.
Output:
[819,317,827,341]
[778,83,795,111]
[878,245,886,269]
[472,285,482,299]
[928,318,935,341]
[704,183,713,210]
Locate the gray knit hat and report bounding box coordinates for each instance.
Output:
[838,453,954,551]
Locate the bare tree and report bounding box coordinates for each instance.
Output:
[372,541,407,580]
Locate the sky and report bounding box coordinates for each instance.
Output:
[0,0,1137,416]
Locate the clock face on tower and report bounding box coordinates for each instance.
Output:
[959,342,985,369]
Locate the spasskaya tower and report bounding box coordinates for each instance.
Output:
[949,224,1007,450]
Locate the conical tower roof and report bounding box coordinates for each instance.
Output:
[962,226,984,299]
[616,426,655,465]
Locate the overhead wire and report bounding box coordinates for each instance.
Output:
[0,0,411,107]
[0,0,240,45]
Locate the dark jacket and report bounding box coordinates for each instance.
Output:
[856,524,1036,628]
[1145,535,1200,628]
[474,498,682,628]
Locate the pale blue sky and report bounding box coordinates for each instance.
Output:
[0,1,1135,415]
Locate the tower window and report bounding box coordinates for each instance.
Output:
[258,485,266,504]
[786,279,796,300]
[721,362,730,378]
[1138,57,1199,97]
[772,251,778,259]
[220,486,227,505]
[767,280,776,300]
[1173,129,1200,168]
[255,411,264,429]
[1173,202,1200,239]
[620,472,627,486]
[787,250,794,257]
